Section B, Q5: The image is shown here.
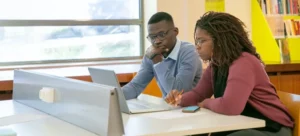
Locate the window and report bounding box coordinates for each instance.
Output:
[0,0,143,65]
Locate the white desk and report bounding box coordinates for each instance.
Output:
[0,100,99,136]
[0,100,265,136]
[123,109,265,136]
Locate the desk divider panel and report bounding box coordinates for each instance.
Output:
[12,70,124,136]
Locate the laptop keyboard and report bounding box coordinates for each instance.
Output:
[127,100,158,110]
[128,102,149,109]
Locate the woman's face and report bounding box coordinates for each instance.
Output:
[194,27,214,61]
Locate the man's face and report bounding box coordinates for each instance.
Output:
[147,20,178,51]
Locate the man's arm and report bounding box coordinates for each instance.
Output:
[121,56,154,100]
[154,47,202,94]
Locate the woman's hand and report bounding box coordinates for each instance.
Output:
[197,99,209,108]
[197,101,204,108]
[165,90,183,106]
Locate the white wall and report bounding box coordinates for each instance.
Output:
[143,0,157,51]
[143,0,252,53]
[225,0,252,39]
[155,0,205,44]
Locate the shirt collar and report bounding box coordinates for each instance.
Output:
[166,38,181,60]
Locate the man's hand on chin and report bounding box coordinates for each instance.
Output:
[145,46,169,64]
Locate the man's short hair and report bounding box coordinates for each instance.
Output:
[148,12,174,25]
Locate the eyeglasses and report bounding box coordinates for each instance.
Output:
[146,28,173,43]
[195,39,206,47]
[195,38,213,48]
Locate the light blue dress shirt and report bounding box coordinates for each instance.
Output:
[122,39,202,100]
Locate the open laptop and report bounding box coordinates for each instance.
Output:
[88,67,178,114]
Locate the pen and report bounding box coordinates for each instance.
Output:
[169,90,184,104]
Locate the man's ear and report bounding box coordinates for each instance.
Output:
[174,27,179,36]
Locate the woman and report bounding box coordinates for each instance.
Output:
[165,11,294,136]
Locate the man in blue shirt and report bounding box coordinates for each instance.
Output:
[122,12,202,100]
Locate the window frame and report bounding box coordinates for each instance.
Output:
[0,0,144,66]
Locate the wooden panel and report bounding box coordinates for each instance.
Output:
[68,73,133,83]
[280,74,300,94]
[269,75,280,90]
[116,74,134,83]
[0,91,12,101]
[0,73,134,100]
[70,76,93,82]
[0,73,134,92]
[0,63,141,92]
[265,61,300,72]
[0,81,13,91]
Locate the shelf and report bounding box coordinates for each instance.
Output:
[287,36,300,38]
[274,36,285,39]
[265,14,299,17]
[274,35,300,39]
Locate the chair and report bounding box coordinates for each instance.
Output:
[277,91,300,136]
[132,72,162,97]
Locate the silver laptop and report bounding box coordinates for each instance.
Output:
[88,67,177,114]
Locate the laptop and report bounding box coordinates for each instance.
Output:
[88,67,177,114]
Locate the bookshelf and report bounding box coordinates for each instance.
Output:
[265,14,299,17]
[254,0,300,62]
[275,35,300,38]
[252,0,281,62]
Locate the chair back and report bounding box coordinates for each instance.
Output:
[277,91,300,136]
[132,72,162,97]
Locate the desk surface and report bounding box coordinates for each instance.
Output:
[0,101,100,136]
[0,100,265,136]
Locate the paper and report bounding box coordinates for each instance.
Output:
[0,113,48,127]
[143,110,205,120]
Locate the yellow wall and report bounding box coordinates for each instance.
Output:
[287,39,300,61]
[251,0,281,62]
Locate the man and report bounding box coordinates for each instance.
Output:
[122,12,202,100]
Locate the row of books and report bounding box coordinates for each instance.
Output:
[284,19,300,36]
[258,0,299,15]
[266,16,300,37]
[266,16,285,37]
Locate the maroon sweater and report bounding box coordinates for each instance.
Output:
[181,52,294,128]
